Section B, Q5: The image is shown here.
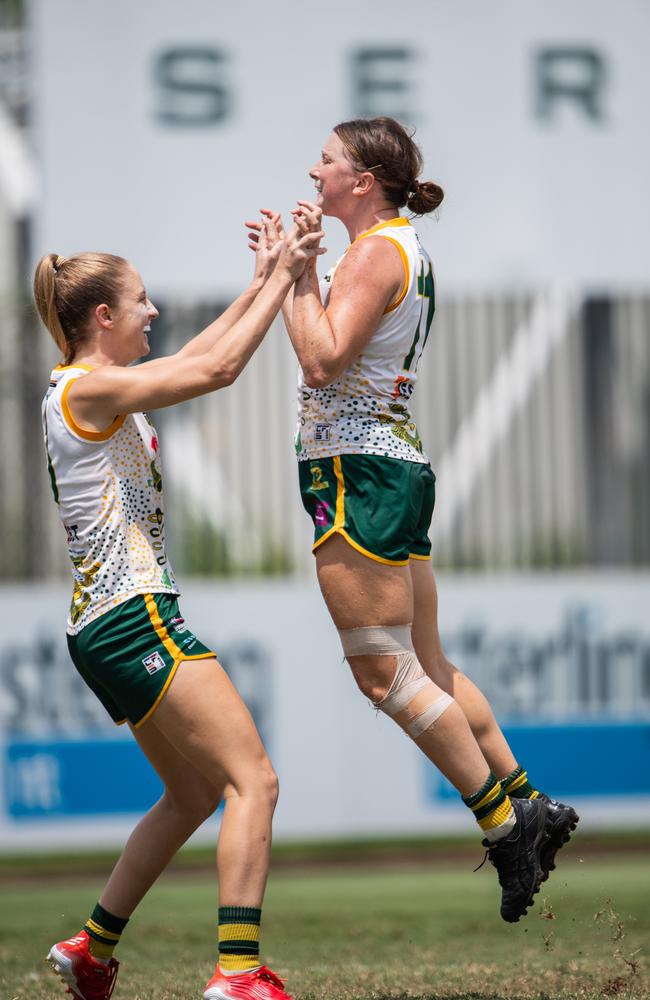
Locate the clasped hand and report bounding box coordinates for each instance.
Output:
[245,205,325,284]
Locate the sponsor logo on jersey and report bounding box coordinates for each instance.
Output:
[315,423,331,442]
[143,651,166,675]
[170,615,188,634]
[65,523,79,543]
[392,375,414,400]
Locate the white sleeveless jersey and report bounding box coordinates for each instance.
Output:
[42,364,179,634]
[295,217,435,464]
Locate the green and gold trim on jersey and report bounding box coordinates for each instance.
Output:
[60,377,126,442]
[403,260,435,371]
[355,217,412,315]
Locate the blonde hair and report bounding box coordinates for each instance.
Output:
[33,252,129,364]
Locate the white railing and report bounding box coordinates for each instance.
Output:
[1,290,649,579]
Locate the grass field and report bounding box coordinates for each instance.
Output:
[1,853,648,1000]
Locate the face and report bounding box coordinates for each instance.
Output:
[110,265,159,363]
[309,132,360,216]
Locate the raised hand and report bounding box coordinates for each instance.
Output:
[244,209,286,285]
[291,201,323,236]
[277,223,326,280]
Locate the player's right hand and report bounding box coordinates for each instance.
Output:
[278,224,326,280]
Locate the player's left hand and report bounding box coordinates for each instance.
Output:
[291,201,323,236]
[245,209,286,285]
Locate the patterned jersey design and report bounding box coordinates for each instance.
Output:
[295,218,435,464]
[42,365,179,634]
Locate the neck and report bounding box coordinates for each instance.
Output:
[340,203,401,243]
[70,346,127,368]
[69,330,136,368]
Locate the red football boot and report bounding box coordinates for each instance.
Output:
[46,930,119,1000]
[203,965,293,1000]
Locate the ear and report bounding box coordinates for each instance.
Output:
[95,303,113,329]
[352,171,376,197]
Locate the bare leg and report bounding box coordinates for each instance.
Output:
[100,721,223,916]
[316,534,491,795]
[99,656,277,917]
[410,558,518,778]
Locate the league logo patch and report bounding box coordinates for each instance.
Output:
[142,651,166,675]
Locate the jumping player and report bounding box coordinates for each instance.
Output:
[35,220,323,1000]
[249,116,578,922]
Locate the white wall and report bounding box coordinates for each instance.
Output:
[31,0,650,296]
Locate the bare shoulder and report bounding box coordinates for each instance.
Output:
[68,365,129,402]
[330,235,404,299]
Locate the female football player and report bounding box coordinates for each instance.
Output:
[35,219,322,1000]
[249,116,577,924]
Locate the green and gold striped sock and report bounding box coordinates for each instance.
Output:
[463,772,516,842]
[218,906,261,974]
[500,764,539,800]
[84,902,129,960]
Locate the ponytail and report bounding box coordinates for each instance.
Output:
[33,253,70,361]
[406,179,444,216]
[32,251,129,364]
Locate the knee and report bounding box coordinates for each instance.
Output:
[427,656,456,693]
[228,756,279,813]
[259,758,280,812]
[347,655,396,703]
[163,782,222,826]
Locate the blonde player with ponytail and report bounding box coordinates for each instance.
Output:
[35,222,323,1000]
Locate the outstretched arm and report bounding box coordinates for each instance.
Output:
[246,210,308,336]
[151,214,286,362]
[67,225,323,430]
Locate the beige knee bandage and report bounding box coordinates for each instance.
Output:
[339,625,454,739]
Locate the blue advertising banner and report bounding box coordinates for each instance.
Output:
[4,738,163,819]
[1,577,649,849]
[427,722,650,801]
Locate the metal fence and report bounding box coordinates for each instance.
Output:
[1,287,648,580]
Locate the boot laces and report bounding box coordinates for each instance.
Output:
[473,848,490,873]
[257,967,286,991]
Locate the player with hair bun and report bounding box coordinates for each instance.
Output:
[250,115,578,923]
[35,220,323,1000]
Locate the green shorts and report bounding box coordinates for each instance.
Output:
[67,593,214,728]
[298,454,435,565]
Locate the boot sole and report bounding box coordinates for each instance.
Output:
[540,808,580,881]
[46,945,85,1000]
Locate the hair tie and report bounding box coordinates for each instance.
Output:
[53,254,66,273]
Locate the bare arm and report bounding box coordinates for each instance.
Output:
[246,210,303,337]
[68,228,323,429]
[291,236,403,388]
[151,218,285,362]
